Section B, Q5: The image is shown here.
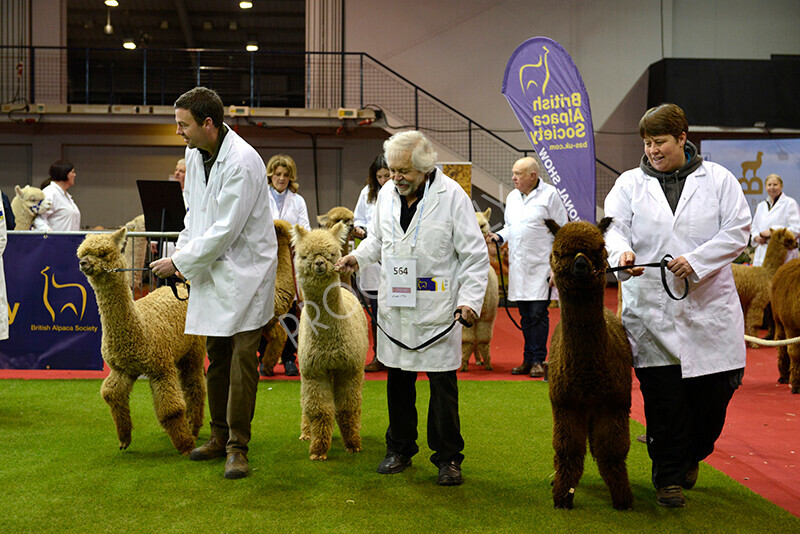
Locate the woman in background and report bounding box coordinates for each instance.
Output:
[750,173,800,266]
[353,154,391,372]
[266,154,310,377]
[35,160,81,231]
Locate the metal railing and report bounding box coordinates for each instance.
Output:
[1,45,620,200]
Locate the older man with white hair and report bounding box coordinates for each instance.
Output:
[337,130,489,486]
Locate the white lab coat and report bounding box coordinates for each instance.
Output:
[496,182,568,300]
[172,126,278,337]
[33,182,81,231]
[271,187,310,230]
[352,185,380,291]
[604,161,751,378]
[0,204,7,340]
[352,169,489,372]
[750,193,800,266]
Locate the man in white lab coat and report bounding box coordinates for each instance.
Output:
[337,131,489,486]
[604,103,750,508]
[150,87,277,480]
[487,157,568,378]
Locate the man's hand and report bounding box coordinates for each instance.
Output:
[456,305,477,327]
[667,255,694,280]
[335,254,359,273]
[486,232,501,245]
[353,227,367,239]
[150,257,178,279]
[619,251,644,277]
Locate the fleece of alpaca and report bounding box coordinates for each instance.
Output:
[11,185,52,230]
[317,206,355,287]
[461,207,499,371]
[259,219,298,375]
[291,221,368,460]
[770,257,800,393]
[77,228,206,454]
[545,218,634,510]
[732,228,797,347]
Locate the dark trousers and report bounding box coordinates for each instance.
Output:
[206,327,262,454]
[635,365,742,489]
[518,300,549,364]
[385,367,465,467]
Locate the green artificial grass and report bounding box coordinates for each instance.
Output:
[0,379,797,533]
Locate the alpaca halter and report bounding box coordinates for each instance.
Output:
[606,254,688,301]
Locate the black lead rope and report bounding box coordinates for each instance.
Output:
[109,267,189,301]
[377,311,472,352]
[606,254,689,301]
[492,239,524,331]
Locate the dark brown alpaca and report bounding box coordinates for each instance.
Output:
[545,218,633,510]
[770,258,800,393]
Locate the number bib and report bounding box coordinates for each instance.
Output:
[386,256,416,308]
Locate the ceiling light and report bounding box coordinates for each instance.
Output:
[245,41,258,52]
[104,0,119,7]
[123,38,136,50]
[240,1,254,9]
[103,8,113,35]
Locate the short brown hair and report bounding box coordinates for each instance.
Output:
[638,103,688,139]
[266,154,299,193]
[174,87,224,128]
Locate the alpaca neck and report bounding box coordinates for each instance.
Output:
[13,206,34,230]
[558,286,608,347]
[92,275,143,343]
[762,244,788,274]
[300,276,345,317]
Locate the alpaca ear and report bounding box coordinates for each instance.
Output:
[112,227,127,251]
[15,185,23,197]
[317,213,329,227]
[597,217,613,235]
[544,218,560,236]
[483,207,492,219]
[290,224,308,247]
[330,221,348,244]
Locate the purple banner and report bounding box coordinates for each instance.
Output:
[0,234,103,370]
[502,37,596,222]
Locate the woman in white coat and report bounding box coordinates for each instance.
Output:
[604,104,750,508]
[33,160,81,231]
[266,154,309,376]
[352,154,391,371]
[750,173,800,266]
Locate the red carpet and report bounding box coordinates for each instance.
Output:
[2,287,798,517]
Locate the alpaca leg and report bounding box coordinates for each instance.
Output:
[776,323,790,384]
[787,330,800,394]
[589,411,633,510]
[149,373,195,454]
[746,298,768,348]
[460,341,473,372]
[177,344,207,439]
[333,369,364,453]
[100,370,136,450]
[262,322,287,377]
[301,376,335,460]
[552,407,588,509]
[476,321,493,370]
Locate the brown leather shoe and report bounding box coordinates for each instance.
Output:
[529,363,545,378]
[511,362,533,375]
[365,357,386,372]
[656,485,686,507]
[224,452,249,479]
[189,435,226,461]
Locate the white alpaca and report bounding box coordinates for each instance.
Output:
[11,185,52,230]
[291,222,368,460]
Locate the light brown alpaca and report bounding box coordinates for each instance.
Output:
[259,219,298,376]
[317,206,355,287]
[732,228,797,348]
[77,228,207,454]
[545,218,633,510]
[770,258,800,393]
[461,207,499,371]
[291,222,368,460]
[11,185,52,230]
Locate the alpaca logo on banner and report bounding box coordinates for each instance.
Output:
[502,36,596,222]
[40,266,87,322]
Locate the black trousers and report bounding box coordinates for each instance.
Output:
[385,367,465,467]
[635,365,743,489]
[518,300,549,364]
